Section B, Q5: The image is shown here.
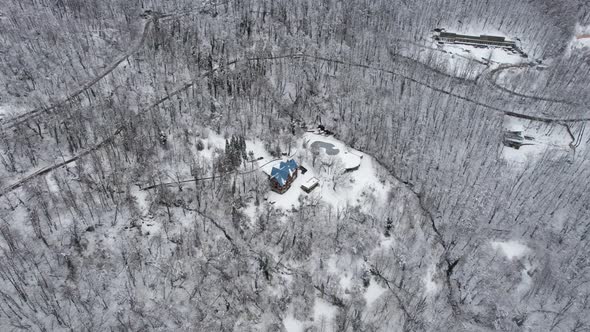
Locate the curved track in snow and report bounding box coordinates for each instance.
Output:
[483,63,586,107]
[3,47,590,197]
[1,19,154,130]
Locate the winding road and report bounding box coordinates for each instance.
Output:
[0,7,208,131]
[1,19,154,131]
[2,22,590,198]
[483,63,586,107]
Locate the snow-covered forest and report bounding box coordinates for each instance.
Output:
[0,0,589,330]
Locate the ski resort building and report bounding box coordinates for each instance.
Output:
[264,159,299,194]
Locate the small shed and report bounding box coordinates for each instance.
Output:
[301,177,319,193]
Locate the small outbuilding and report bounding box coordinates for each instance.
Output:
[301,177,319,193]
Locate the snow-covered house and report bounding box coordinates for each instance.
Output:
[264,159,299,194]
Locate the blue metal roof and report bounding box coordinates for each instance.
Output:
[270,159,298,186]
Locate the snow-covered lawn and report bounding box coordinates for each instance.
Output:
[265,132,391,211]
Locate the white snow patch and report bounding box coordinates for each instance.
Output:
[491,241,529,260]
[130,185,150,217]
[423,264,439,295]
[379,237,393,248]
[435,41,524,65]
[326,255,339,274]
[283,82,297,101]
[364,280,387,306]
[0,104,24,119]
[45,174,60,193]
[242,201,258,225]
[246,137,274,162]
[283,314,306,332]
[517,267,533,293]
[313,297,338,330]
[567,24,590,53]
[339,273,353,291]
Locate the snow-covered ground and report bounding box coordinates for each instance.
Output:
[491,240,529,260]
[436,42,524,65]
[364,280,387,306]
[283,314,306,332]
[491,240,534,293]
[502,116,573,165]
[423,264,440,295]
[281,296,340,332]
[0,104,23,120]
[264,132,391,211]
[134,127,393,224]
[313,298,338,331]
[124,127,404,332]
[567,24,590,53]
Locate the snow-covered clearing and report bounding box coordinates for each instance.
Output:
[283,314,306,332]
[313,297,339,331]
[491,240,534,293]
[364,279,387,306]
[502,115,573,165]
[325,254,363,294]
[266,132,391,211]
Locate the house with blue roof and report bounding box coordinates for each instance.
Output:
[266,159,299,193]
